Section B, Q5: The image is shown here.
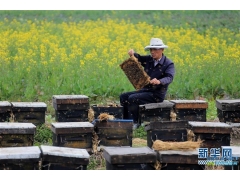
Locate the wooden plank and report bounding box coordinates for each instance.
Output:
[0,123,36,134]
[55,110,88,122]
[138,107,171,124]
[170,100,208,109]
[103,146,157,164]
[188,122,232,134]
[40,145,90,165]
[53,103,89,110]
[158,150,199,164]
[0,161,39,170]
[97,128,132,147]
[142,101,174,110]
[175,109,206,122]
[91,106,124,119]
[51,122,94,134]
[0,112,11,122]
[147,129,187,148]
[11,102,47,112]
[216,99,240,111]
[105,161,155,170]
[144,121,188,131]
[217,109,240,123]
[52,133,92,149]
[0,146,41,160]
[197,135,231,149]
[0,134,34,147]
[93,119,133,129]
[52,95,89,105]
[13,111,45,126]
[227,122,240,128]
[0,101,12,113]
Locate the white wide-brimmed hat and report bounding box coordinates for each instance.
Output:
[144,38,168,50]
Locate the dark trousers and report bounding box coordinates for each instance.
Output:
[119,90,161,124]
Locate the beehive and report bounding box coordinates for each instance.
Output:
[170,100,208,122]
[188,121,232,149]
[145,121,189,148]
[138,100,174,124]
[11,102,47,125]
[52,95,89,122]
[103,146,157,170]
[40,145,90,170]
[216,99,240,123]
[0,123,36,147]
[157,149,204,170]
[0,146,41,170]
[93,119,133,147]
[51,122,93,151]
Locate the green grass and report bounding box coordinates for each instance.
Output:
[1,10,239,33]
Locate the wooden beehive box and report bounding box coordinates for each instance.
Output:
[138,100,174,125]
[227,122,240,145]
[51,122,93,151]
[52,95,89,122]
[188,121,232,149]
[0,123,36,147]
[0,146,41,170]
[144,121,189,148]
[40,145,90,170]
[93,119,133,147]
[216,99,240,123]
[11,102,47,126]
[91,104,123,119]
[103,146,157,170]
[221,146,240,170]
[157,149,204,170]
[170,100,208,122]
[0,101,12,122]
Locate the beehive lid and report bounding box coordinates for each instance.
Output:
[40,145,90,165]
[0,101,11,113]
[51,122,94,134]
[0,146,41,160]
[216,99,240,111]
[157,149,199,164]
[0,123,36,134]
[226,122,240,128]
[188,121,232,134]
[52,95,89,105]
[11,102,47,111]
[170,100,208,109]
[103,146,157,164]
[140,100,174,110]
[145,120,189,131]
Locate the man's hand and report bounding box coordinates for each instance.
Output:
[150,78,161,85]
[128,49,134,57]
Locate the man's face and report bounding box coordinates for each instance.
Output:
[150,48,163,60]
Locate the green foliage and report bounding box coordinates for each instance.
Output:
[34,124,53,146]
[0,10,239,33]
[87,153,106,170]
[206,100,218,121]
[133,125,147,140]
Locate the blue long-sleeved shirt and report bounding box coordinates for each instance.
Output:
[134,52,175,101]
